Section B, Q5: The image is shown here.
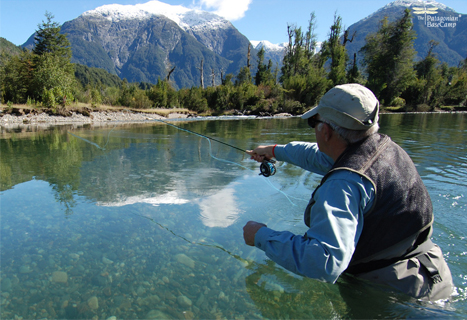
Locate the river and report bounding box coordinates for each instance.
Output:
[1,113,466,319]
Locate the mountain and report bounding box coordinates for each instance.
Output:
[23,0,255,89]
[0,37,23,62]
[250,40,287,67]
[20,0,465,88]
[255,0,465,69]
[344,0,467,67]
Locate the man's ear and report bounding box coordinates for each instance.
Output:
[323,123,333,142]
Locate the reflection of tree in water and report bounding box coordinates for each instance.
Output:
[78,136,243,204]
[51,183,76,216]
[1,127,83,215]
[1,118,311,214]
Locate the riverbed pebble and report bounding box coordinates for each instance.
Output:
[51,271,68,283]
[177,295,192,307]
[175,253,195,269]
[87,296,99,310]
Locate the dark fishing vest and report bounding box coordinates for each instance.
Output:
[305,133,434,275]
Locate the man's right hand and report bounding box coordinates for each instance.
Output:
[246,145,275,163]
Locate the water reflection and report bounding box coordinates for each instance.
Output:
[197,183,241,228]
[1,114,466,319]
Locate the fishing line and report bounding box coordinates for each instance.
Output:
[147,118,299,206]
[67,126,116,151]
[133,210,252,267]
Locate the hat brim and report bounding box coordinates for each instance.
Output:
[301,106,320,119]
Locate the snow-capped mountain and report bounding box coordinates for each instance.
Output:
[24,0,254,89]
[250,40,287,52]
[250,40,287,66]
[381,0,454,12]
[344,0,465,67]
[82,1,232,32]
[21,0,465,87]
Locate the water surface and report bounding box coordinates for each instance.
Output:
[1,113,466,319]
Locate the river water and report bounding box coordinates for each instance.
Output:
[1,113,466,319]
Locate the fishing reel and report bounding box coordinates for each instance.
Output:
[259,159,276,177]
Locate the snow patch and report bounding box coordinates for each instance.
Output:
[251,40,287,52]
[82,0,231,31]
[382,0,453,12]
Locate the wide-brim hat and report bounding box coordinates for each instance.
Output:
[301,84,379,130]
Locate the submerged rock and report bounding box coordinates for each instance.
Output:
[102,257,114,265]
[175,253,195,269]
[177,295,192,307]
[19,265,32,274]
[146,309,172,319]
[88,296,99,310]
[51,271,68,283]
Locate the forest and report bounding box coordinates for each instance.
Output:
[1,9,466,116]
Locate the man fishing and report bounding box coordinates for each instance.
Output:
[244,83,453,301]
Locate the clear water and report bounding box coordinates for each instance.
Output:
[1,113,466,319]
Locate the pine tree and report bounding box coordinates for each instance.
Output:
[30,12,76,107]
[415,40,441,106]
[280,12,329,107]
[321,13,348,86]
[254,47,275,85]
[33,11,71,59]
[235,66,252,86]
[360,9,417,105]
[280,13,318,82]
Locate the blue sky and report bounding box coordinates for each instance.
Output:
[1,0,466,46]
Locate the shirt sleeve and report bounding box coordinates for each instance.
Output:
[254,170,374,283]
[273,142,334,175]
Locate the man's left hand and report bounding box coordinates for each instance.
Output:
[243,221,267,246]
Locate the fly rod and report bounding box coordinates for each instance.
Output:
[151,118,276,177]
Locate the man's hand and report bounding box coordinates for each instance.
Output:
[243,221,267,246]
[246,145,275,163]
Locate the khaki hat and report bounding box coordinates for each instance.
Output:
[301,84,379,130]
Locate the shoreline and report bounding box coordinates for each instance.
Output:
[1,108,465,134]
[0,110,193,131]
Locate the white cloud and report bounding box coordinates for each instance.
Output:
[198,0,252,21]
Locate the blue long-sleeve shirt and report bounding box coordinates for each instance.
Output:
[254,142,375,283]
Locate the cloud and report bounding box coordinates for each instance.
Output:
[199,0,252,21]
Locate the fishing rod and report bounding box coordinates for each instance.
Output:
[152,118,276,177]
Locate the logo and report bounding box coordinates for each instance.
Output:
[413,6,439,15]
[412,2,461,28]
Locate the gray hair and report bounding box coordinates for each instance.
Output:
[317,119,379,144]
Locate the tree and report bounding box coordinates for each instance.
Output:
[254,47,275,86]
[346,53,364,84]
[360,9,417,105]
[33,11,71,60]
[30,12,76,107]
[321,13,348,86]
[281,13,319,82]
[415,40,441,106]
[280,12,329,107]
[32,54,76,107]
[0,50,35,104]
[235,66,252,86]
